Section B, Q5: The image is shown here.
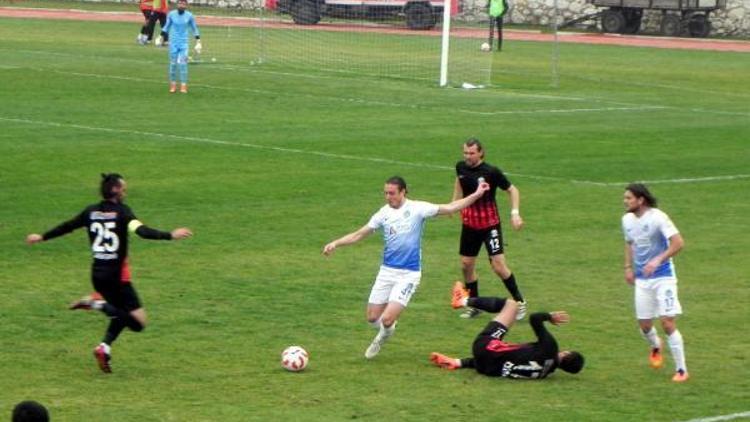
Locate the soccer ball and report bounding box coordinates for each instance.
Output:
[281,346,309,372]
[480,42,491,52]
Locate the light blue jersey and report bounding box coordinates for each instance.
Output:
[622,208,680,279]
[163,10,199,49]
[367,199,439,271]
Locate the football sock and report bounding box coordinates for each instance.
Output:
[379,320,396,340]
[368,317,381,330]
[465,280,479,298]
[100,304,144,332]
[467,297,507,313]
[103,318,126,345]
[502,273,524,302]
[667,330,687,372]
[641,326,661,349]
[97,342,111,355]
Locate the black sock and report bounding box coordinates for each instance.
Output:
[101,304,144,332]
[465,280,479,298]
[103,318,127,345]
[467,297,507,313]
[502,273,523,302]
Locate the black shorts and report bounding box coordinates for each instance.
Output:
[460,224,505,257]
[471,321,511,375]
[92,268,142,311]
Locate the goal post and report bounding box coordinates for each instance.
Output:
[249,0,493,86]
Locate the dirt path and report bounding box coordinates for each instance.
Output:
[2,6,749,52]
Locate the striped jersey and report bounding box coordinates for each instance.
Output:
[456,161,512,230]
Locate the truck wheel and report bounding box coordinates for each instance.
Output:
[688,14,711,37]
[601,9,625,33]
[291,0,321,25]
[405,2,435,30]
[660,14,682,36]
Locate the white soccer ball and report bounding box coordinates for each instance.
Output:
[481,42,491,52]
[281,346,309,372]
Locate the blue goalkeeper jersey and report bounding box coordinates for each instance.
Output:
[163,10,199,47]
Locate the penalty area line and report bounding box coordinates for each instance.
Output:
[682,411,750,422]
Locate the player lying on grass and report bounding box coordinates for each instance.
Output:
[430,282,584,379]
[26,173,192,373]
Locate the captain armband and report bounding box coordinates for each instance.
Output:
[128,219,144,233]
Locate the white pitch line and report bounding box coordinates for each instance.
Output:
[457,105,667,116]
[682,411,750,422]
[2,116,747,187]
[575,174,750,186]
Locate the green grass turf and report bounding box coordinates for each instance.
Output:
[0,10,749,421]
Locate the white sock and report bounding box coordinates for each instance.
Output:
[91,300,104,311]
[99,342,111,354]
[368,318,381,330]
[380,321,396,339]
[460,297,468,307]
[641,327,661,349]
[667,330,687,372]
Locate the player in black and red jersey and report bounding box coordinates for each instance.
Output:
[452,138,526,319]
[430,282,584,379]
[26,173,192,373]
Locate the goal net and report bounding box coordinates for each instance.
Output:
[189,0,563,88]
[190,0,494,87]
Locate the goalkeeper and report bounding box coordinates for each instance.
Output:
[161,0,201,93]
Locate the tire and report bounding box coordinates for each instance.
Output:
[601,9,626,33]
[291,0,320,25]
[688,14,711,37]
[660,14,682,36]
[622,9,642,34]
[405,2,435,30]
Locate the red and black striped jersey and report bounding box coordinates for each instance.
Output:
[455,161,512,230]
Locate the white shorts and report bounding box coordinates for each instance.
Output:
[368,265,421,307]
[634,277,682,319]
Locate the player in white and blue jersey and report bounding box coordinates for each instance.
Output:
[622,183,688,382]
[323,176,490,359]
[161,0,201,93]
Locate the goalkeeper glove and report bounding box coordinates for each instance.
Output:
[194,40,202,54]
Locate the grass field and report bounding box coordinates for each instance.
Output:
[1,7,749,421]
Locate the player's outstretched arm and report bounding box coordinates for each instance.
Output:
[323,225,373,256]
[437,181,489,216]
[27,213,86,245]
[129,220,192,241]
